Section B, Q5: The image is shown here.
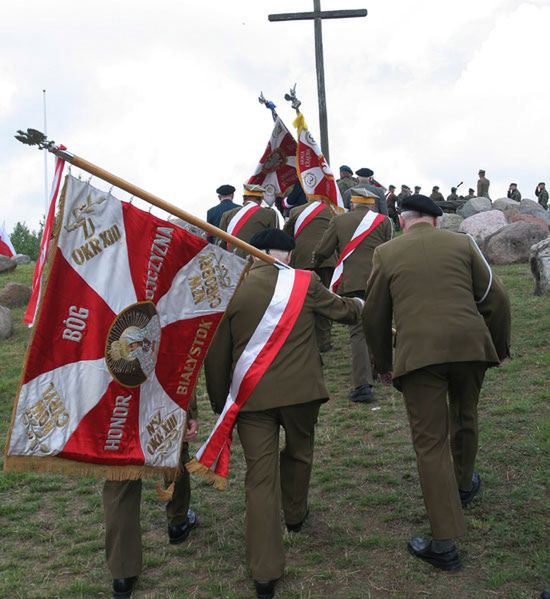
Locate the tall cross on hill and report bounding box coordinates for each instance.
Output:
[268,1,368,165]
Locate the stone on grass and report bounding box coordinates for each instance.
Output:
[530,237,550,295]
[0,282,32,308]
[459,211,507,246]
[457,197,492,219]
[12,254,31,265]
[438,213,464,232]
[0,305,12,340]
[493,197,521,212]
[484,222,548,264]
[0,255,17,274]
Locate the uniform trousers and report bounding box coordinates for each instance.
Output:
[102,443,191,579]
[344,291,374,387]
[313,267,334,350]
[236,400,323,581]
[399,361,487,539]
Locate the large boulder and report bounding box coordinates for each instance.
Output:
[457,197,492,219]
[459,210,507,246]
[530,237,550,295]
[12,253,31,265]
[0,255,17,274]
[0,306,12,340]
[519,199,550,224]
[0,282,32,308]
[510,213,549,230]
[484,222,548,264]
[438,213,464,232]
[493,197,521,212]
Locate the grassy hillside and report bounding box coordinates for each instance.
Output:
[0,263,548,598]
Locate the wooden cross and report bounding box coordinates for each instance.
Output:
[268,1,368,165]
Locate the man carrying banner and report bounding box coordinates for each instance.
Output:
[218,184,279,259]
[104,397,199,598]
[203,229,363,599]
[313,188,393,403]
[363,194,511,570]
[284,199,336,352]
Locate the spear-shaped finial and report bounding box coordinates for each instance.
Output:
[284,84,301,112]
[14,128,73,160]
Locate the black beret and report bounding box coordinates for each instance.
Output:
[340,165,353,174]
[355,167,374,177]
[451,187,457,192]
[216,184,235,195]
[249,228,295,252]
[401,194,443,217]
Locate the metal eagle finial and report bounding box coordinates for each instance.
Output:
[284,84,301,111]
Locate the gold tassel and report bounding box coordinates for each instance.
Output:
[292,111,306,130]
[156,482,175,502]
[185,458,228,491]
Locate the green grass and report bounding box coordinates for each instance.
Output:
[0,263,548,598]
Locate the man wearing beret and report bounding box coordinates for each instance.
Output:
[447,187,460,202]
[314,188,393,403]
[507,183,521,202]
[363,194,511,570]
[464,188,476,201]
[336,164,358,198]
[429,186,445,203]
[205,229,363,598]
[342,167,389,215]
[218,183,279,259]
[535,182,548,209]
[103,396,199,598]
[477,169,491,199]
[206,184,240,243]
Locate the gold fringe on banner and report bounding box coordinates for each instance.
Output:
[186,458,227,491]
[3,455,178,481]
[156,482,175,502]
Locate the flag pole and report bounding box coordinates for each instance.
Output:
[14,129,280,267]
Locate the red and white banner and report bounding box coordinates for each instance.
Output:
[330,211,385,292]
[293,112,345,212]
[0,223,16,257]
[294,201,327,238]
[5,175,246,479]
[248,116,298,205]
[24,154,66,325]
[188,268,312,489]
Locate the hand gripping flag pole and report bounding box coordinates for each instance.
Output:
[14,128,284,268]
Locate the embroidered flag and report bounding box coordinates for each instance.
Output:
[293,112,345,212]
[330,211,386,292]
[5,175,246,480]
[294,201,327,238]
[0,223,16,257]
[248,116,298,206]
[187,268,312,489]
[24,154,66,325]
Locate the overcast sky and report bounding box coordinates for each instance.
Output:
[1,0,549,232]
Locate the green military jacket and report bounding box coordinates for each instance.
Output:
[508,189,521,202]
[363,223,511,381]
[283,202,336,270]
[538,189,549,209]
[313,206,393,294]
[218,204,279,259]
[477,176,490,198]
[430,191,445,203]
[447,193,459,202]
[204,262,361,412]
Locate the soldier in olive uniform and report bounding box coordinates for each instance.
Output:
[205,229,362,599]
[336,164,358,198]
[396,184,411,212]
[342,167,389,215]
[507,183,521,202]
[363,194,511,571]
[477,169,491,199]
[463,188,476,201]
[103,397,199,598]
[284,200,336,351]
[206,184,240,243]
[429,186,445,203]
[385,185,400,231]
[313,188,393,403]
[535,182,548,209]
[447,187,459,202]
[218,184,279,259]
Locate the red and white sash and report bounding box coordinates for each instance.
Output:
[294,201,326,238]
[191,267,312,487]
[226,203,261,250]
[330,211,385,292]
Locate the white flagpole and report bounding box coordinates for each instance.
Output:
[43,89,48,216]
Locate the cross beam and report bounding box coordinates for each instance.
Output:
[268,1,368,164]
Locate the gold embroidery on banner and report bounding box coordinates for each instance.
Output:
[145,409,180,465]
[188,251,232,309]
[22,382,70,453]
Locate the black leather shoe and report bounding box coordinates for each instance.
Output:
[112,576,137,598]
[254,579,278,599]
[407,537,462,571]
[459,472,481,507]
[286,507,309,533]
[348,384,374,403]
[168,509,198,545]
